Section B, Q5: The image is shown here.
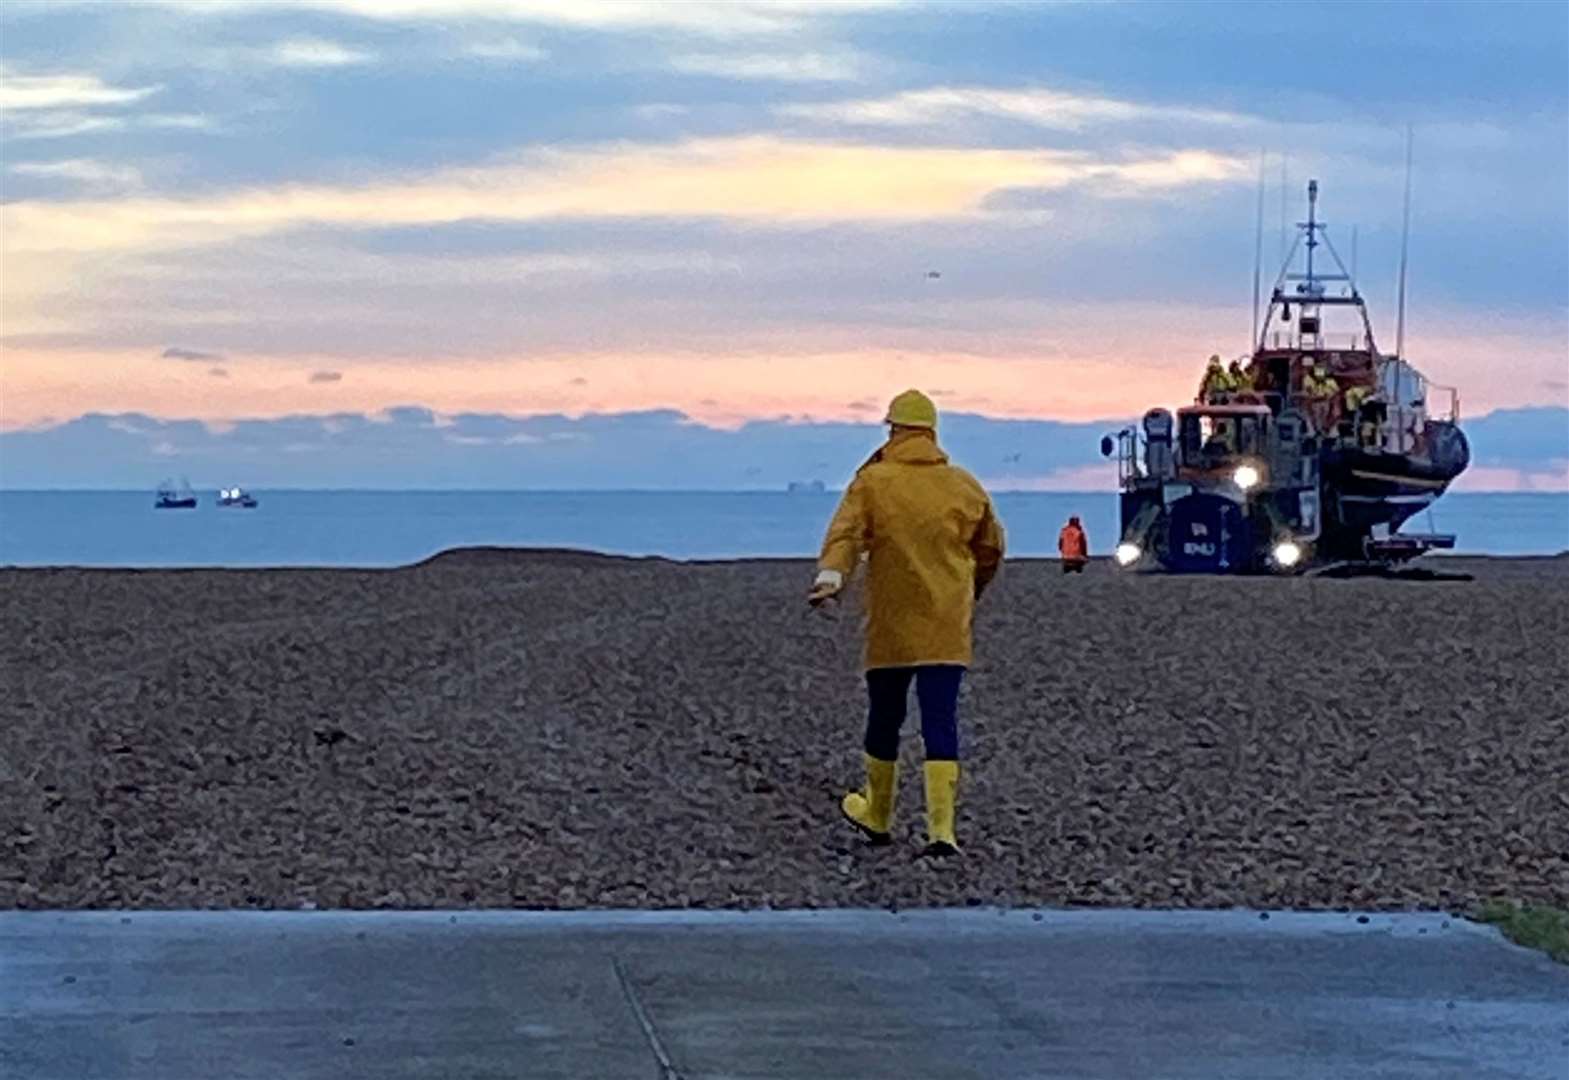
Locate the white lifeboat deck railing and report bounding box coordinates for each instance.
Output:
[1266,331,1370,352]
[1428,383,1460,423]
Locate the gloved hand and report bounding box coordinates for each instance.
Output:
[807,568,843,607]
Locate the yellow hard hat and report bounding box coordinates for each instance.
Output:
[886,388,938,429]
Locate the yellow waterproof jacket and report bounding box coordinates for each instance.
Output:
[1304,373,1338,398]
[1199,365,1232,399]
[818,431,1005,670]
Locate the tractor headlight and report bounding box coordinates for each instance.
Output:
[1233,464,1261,491]
[1271,540,1303,568]
[1114,542,1142,567]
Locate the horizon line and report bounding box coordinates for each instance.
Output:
[1,487,1564,497]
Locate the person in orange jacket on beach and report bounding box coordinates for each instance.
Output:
[1058,515,1089,574]
[807,389,1005,856]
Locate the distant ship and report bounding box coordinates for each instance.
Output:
[154,478,197,509]
[787,480,827,494]
[217,487,258,508]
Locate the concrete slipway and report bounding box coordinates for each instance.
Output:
[2,908,1565,1079]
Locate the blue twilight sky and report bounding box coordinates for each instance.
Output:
[1,0,1566,489]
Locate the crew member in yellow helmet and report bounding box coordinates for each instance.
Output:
[1199,354,1232,401]
[808,389,1005,855]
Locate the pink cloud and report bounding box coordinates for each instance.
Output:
[2,299,1562,455]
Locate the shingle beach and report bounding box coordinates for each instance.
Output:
[4,550,1565,911]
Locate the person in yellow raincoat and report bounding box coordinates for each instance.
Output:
[1302,363,1340,433]
[1198,354,1232,401]
[807,389,1005,855]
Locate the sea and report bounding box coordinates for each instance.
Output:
[0,491,1565,568]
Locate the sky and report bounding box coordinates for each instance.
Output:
[2,0,1566,489]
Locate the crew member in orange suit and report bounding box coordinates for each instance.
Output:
[1058,515,1089,574]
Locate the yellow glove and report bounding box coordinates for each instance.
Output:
[807,568,843,607]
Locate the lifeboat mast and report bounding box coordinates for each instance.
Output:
[1257,179,1379,358]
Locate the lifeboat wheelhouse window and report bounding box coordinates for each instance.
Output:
[1181,412,1266,464]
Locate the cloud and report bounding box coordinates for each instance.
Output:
[0,110,216,142]
[0,67,159,111]
[10,407,1565,496]
[141,113,217,131]
[8,158,143,191]
[464,37,547,62]
[0,67,212,144]
[16,295,1562,431]
[780,84,1256,135]
[309,370,344,383]
[162,346,224,361]
[2,137,1251,257]
[0,111,125,140]
[145,0,900,36]
[267,37,377,67]
[1,406,1115,490]
[632,104,690,120]
[209,367,230,378]
[669,51,865,82]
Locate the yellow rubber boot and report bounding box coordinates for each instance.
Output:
[922,760,960,856]
[841,754,897,846]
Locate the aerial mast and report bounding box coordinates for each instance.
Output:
[1304,178,1319,286]
[1395,126,1414,363]
[1251,151,1266,350]
[1278,154,1289,263]
[1394,125,1414,451]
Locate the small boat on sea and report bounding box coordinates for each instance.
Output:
[217,487,259,508]
[154,478,198,509]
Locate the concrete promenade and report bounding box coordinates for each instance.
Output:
[2,908,1565,1079]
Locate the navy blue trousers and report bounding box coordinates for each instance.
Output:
[864,665,964,762]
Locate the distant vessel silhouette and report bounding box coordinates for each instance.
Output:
[154,478,197,509]
[218,487,258,508]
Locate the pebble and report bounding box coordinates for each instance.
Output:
[3,554,1565,913]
